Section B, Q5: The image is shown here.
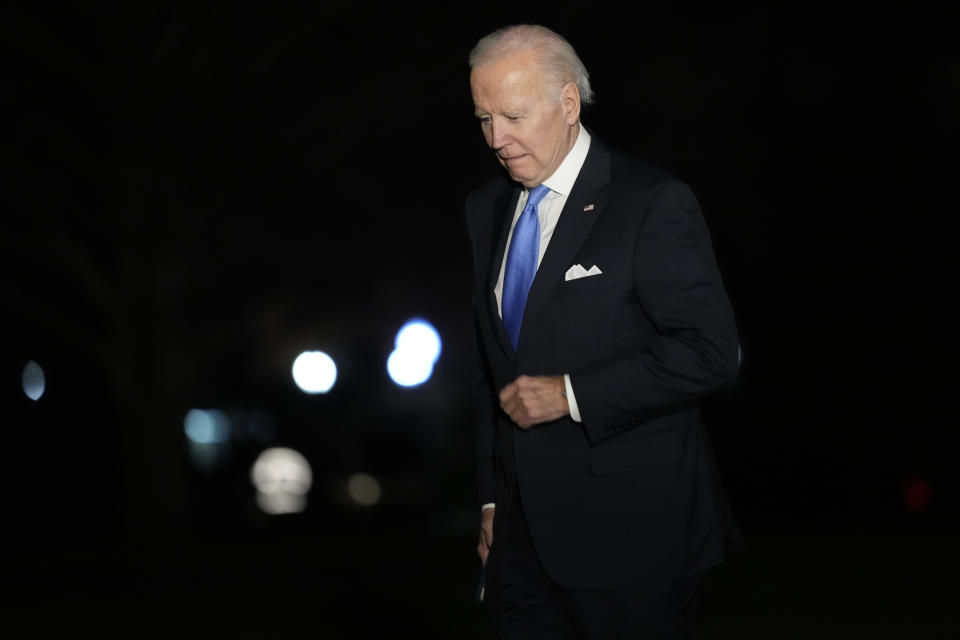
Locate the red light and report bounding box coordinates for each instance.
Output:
[902,475,932,512]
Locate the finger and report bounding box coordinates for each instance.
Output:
[505,405,525,426]
[499,393,518,417]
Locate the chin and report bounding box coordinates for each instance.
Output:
[503,161,536,184]
[506,169,536,186]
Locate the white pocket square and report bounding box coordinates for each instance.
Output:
[564,264,603,281]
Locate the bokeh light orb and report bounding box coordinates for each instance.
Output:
[902,474,932,513]
[395,319,442,363]
[347,472,382,507]
[22,360,46,401]
[387,318,442,388]
[292,350,337,394]
[251,447,314,515]
[387,349,435,388]
[183,409,232,444]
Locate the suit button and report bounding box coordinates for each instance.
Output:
[527,444,535,453]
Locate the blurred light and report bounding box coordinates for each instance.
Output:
[902,474,932,513]
[387,350,435,387]
[347,472,382,507]
[387,318,442,387]
[251,447,313,515]
[292,351,337,394]
[395,319,442,362]
[183,409,232,444]
[22,360,46,401]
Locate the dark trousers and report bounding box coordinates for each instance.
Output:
[484,487,702,640]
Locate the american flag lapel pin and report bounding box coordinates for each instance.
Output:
[583,203,595,212]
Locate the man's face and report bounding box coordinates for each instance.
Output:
[470,49,579,188]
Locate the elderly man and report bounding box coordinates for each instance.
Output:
[464,24,742,638]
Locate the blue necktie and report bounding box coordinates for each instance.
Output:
[502,183,551,349]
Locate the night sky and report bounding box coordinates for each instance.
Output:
[3,2,957,637]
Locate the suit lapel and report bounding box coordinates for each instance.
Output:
[517,140,612,348]
[487,186,521,358]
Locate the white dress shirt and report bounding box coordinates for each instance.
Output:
[482,127,591,513]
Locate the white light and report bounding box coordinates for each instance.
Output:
[292,351,337,394]
[183,409,232,444]
[251,447,313,515]
[347,472,382,507]
[387,318,442,388]
[22,360,46,401]
[387,349,435,387]
[395,319,442,363]
[256,491,306,515]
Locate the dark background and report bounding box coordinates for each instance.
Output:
[3,2,957,637]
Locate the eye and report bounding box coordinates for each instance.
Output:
[506,115,520,122]
[478,116,491,126]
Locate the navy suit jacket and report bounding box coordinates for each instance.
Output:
[465,133,742,591]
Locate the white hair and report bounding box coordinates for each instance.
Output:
[468,24,594,106]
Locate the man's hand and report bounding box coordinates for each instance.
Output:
[478,507,495,566]
[499,375,569,428]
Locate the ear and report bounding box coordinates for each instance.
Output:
[561,81,581,125]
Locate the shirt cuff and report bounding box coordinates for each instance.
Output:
[564,374,582,423]
[481,503,496,511]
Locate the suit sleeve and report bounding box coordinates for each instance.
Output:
[464,194,498,505]
[473,318,497,505]
[570,181,740,444]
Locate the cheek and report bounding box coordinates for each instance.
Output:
[527,122,551,156]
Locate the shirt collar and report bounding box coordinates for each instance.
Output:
[541,125,591,197]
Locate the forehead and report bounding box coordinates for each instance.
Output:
[470,49,548,109]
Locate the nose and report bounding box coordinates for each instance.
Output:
[488,121,510,151]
